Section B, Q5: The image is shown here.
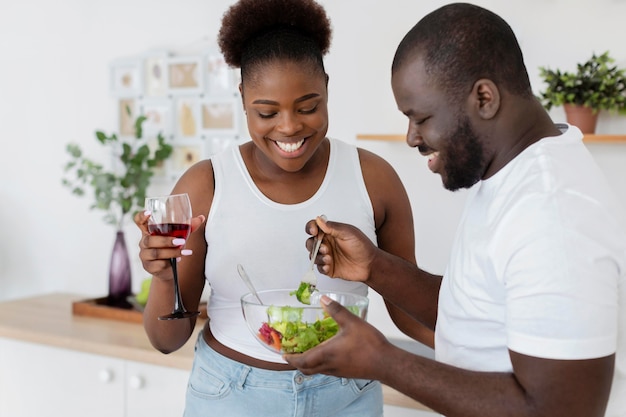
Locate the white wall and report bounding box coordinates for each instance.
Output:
[2,0,626,341]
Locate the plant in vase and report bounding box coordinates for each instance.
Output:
[538,51,626,134]
[62,111,173,308]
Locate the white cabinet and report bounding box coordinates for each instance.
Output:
[125,359,189,417]
[0,338,189,417]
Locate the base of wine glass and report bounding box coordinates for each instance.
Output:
[158,310,201,320]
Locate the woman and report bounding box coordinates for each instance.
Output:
[135,0,430,415]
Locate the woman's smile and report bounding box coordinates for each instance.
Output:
[274,138,306,154]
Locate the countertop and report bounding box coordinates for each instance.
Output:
[0,293,431,411]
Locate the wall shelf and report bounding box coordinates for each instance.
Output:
[357,134,406,142]
[584,134,626,143]
[357,134,626,143]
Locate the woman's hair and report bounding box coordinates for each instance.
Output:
[218,0,332,84]
[393,3,533,102]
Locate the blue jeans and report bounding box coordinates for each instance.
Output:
[184,331,383,417]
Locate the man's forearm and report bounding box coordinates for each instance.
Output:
[366,248,441,329]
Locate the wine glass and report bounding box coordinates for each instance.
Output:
[145,193,200,320]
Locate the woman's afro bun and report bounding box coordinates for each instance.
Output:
[218,0,332,68]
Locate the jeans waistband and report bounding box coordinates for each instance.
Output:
[195,330,350,391]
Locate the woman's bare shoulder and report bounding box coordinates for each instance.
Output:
[356,147,398,176]
[172,159,216,213]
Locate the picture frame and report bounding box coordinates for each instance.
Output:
[118,98,137,136]
[204,52,238,96]
[110,58,143,97]
[140,99,173,137]
[167,138,205,179]
[199,98,240,135]
[143,51,170,97]
[174,97,201,138]
[167,56,204,95]
[145,136,171,178]
[203,135,238,158]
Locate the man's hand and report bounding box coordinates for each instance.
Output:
[305,216,378,283]
[283,295,392,379]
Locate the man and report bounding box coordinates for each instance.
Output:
[284,3,626,416]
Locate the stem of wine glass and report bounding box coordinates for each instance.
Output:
[170,258,186,313]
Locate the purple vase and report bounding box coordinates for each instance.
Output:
[107,230,132,309]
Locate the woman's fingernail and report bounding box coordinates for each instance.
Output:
[320,295,332,305]
[144,210,151,216]
[181,249,192,256]
[173,238,185,246]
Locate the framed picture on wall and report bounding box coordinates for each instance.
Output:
[167,139,205,178]
[204,52,237,96]
[174,97,201,138]
[203,135,238,158]
[146,137,169,177]
[167,56,203,95]
[118,98,136,136]
[110,58,143,97]
[199,98,240,135]
[140,99,173,137]
[143,51,170,97]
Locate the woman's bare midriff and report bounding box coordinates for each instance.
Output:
[202,320,296,371]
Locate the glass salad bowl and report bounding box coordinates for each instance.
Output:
[241,289,369,354]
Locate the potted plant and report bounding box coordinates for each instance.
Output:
[62,111,173,307]
[538,51,626,133]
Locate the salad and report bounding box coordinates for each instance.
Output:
[290,281,315,304]
[257,305,339,353]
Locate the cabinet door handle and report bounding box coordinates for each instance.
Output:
[98,369,114,383]
[129,375,145,390]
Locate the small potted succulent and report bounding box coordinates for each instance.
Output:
[62,111,172,307]
[538,51,626,133]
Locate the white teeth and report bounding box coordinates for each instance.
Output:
[276,139,305,153]
[428,152,440,161]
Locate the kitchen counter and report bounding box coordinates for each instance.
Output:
[0,293,431,411]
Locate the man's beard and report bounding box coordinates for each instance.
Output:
[440,116,486,192]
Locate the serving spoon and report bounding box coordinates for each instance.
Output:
[237,264,264,305]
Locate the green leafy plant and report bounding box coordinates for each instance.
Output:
[62,112,173,229]
[538,51,626,114]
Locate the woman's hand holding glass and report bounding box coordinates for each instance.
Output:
[136,193,206,319]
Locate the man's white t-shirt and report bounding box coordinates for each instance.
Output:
[435,125,626,416]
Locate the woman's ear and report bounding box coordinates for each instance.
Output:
[239,83,246,114]
[471,79,500,120]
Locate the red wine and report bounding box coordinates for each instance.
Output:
[148,223,191,239]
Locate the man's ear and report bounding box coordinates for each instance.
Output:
[471,79,500,120]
